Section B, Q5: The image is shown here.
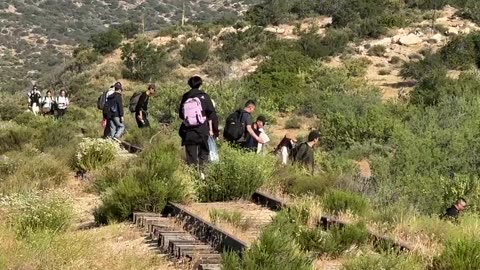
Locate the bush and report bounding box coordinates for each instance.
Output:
[180,40,210,66]
[114,21,139,39]
[367,45,387,57]
[90,29,123,55]
[389,56,403,65]
[199,145,276,202]
[121,38,172,82]
[344,57,371,77]
[284,174,336,196]
[323,189,369,216]
[0,124,33,154]
[298,28,350,59]
[2,192,72,238]
[73,138,119,172]
[433,236,480,270]
[94,142,190,223]
[344,252,423,270]
[378,69,391,75]
[218,27,275,62]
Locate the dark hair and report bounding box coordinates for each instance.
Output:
[307,130,320,142]
[188,76,203,89]
[245,100,256,108]
[59,89,67,96]
[148,84,156,91]
[46,90,51,94]
[256,115,267,124]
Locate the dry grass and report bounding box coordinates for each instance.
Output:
[0,222,179,270]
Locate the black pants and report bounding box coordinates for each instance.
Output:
[136,115,150,128]
[103,119,110,138]
[185,143,209,168]
[56,109,66,119]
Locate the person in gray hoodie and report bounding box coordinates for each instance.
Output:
[104,82,125,141]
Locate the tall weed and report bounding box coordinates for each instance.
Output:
[433,236,480,270]
[323,189,369,216]
[74,138,120,172]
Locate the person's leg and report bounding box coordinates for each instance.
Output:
[198,141,210,167]
[103,119,110,138]
[113,117,125,138]
[109,117,117,138]
[144,116,150,128]
[185,144,198,166]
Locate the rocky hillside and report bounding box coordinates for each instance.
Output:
[0,0,258,91]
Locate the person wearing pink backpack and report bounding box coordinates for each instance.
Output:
[178,76,217,176]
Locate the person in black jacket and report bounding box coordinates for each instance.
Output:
[443,198,467,221]
[178,76,216,172]
[293,130,320,173]
[135,84,156,128]
[105,83,125,142]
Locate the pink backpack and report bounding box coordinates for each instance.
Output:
[183,97,206,127]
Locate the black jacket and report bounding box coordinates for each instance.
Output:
[135,92,149,115]
[178,88,216,145]
[105,92,124,118]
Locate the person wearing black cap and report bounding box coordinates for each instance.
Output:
[135,84,156,128]
[178,76,217,176]
[104,82,125,141]
[292,130,320,173]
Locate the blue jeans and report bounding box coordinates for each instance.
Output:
[109,117,125,139]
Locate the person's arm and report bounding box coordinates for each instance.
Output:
[203,94,216,135]
[247,125,264,144]
[117,95,124,118]
[136,93,147,120]
[178,94,187,120]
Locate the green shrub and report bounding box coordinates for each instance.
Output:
[389,56,403,65]
[378,69,391,75]
[2,192,73,238]
[284,174,336,196]
[180,40,210,66]
[344,252,423,270]
[323,189,369,216]
[0,124,33,154]
[89,29,122,55]
[368,45,387,57]
[298,28,350,59]
[344,57,371,77]
[199,145,276,202]
[121,38,172,82]
[94,141,189,223]
[433,236,480,270]
[218,27,276,62]
[92,160,131,194]
[73,138,119,172]
[209,209,250,230]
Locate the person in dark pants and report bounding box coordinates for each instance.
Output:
[102,85,116,138]
[178,76,216,178]
[244,115,267,152]
[104,83,125,141]
[135,84,156,128]
[237,100,265,150]
[443,198,467,221]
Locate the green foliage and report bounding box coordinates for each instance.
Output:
[284,115,302,129]
[94,141,189,223]
[121,38,171,82]
[180,40,210,66]
[73,138,119,172]
[284,174,336,196]
[2,192,72,238]
[323,189,369,215]
[218,27,276,62]
[90,29,123,55]
[0,124,34,154]
[344,57,371,77]
[298,28,350,59]
[114,21,140,39]
[344,252,424,270]
[209,209,250,230]
[433,236,480,270]
[368,45,387,57]
[199,145,275,202]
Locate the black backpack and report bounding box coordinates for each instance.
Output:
[129,92,142,113]
[102,97,117,117]
[223,110,246,142]
[289,142,307,163]
[97,91,107,110]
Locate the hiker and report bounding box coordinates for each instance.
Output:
[245,115,269,153]
[292,130,320,173]
[104,82,125,142]
[28,85,42,115]
[98,84,116,138]
[223,100,265,150]
[55,89,70,119]
[211,99,220,139]
[134,84,156,128]
[443,198,467,221]
[273,132,297,164]
[41,90,54,116]
[178,76,216,174]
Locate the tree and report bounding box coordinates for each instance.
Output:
[121,38,170,82]
[115,22,140,39]
[90,29,122,55]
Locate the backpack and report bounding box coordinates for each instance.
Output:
[223,110,246,142]
[103,97,117,116]
[182,96,206,127]
[129,92,142,113]
[97,91,107,110]
[289,142,307,163]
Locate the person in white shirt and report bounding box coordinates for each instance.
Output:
[55,89,69,119]
[273,132,297,165]
[28,85,42,115]
[41,90,54,116]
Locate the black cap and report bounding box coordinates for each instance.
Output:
[114,81,123,90]
[308,130,321,142]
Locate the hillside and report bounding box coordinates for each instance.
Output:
[0,0,259,91]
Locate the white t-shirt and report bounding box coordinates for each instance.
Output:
[42,97,54,108]
[56,96,69,110]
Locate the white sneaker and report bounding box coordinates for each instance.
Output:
[200,172,205,180]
